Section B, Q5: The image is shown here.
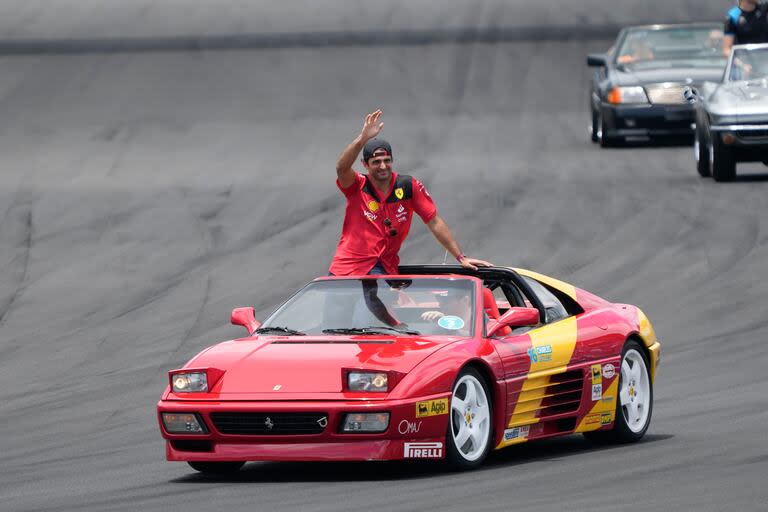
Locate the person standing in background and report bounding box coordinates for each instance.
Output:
[723,0,768,55]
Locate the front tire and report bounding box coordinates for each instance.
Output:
[445,367,493,470]
[187,461,245,475]
[591,108,600,143]
[596,112,616,148]
[695,124,711,177]
[711,135,736,182]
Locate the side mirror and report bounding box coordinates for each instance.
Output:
[683,86,700,104]
[231,307,261,334]
[487,307,540,337]
[587,53,608,67]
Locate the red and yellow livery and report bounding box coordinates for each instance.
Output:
[157,265,660,473]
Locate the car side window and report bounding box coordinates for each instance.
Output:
[521,276,569,324]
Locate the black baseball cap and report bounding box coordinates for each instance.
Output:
[363,138,393,162]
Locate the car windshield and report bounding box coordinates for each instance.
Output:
[729,47,768,81]
[616,27,726,71]
[260,277,477,336]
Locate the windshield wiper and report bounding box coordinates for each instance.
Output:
[254,326,306,336]
[323,326,421,336]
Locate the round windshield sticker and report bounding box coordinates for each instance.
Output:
[438,315,465,330]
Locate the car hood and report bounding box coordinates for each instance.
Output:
[709,81,768,119]
[611,66,724,87]
[172,335,461,397]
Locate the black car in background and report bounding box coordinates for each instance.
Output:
[588,23,727,147]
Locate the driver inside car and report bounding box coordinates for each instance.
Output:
[617,38,655,64]
[419,289,472,336]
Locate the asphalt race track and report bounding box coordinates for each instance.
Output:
[1,2,767,511]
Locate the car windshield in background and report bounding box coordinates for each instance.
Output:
[729,47,768,81]
[616,27,726,70]
[260,278,476,337]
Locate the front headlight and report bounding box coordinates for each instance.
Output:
[171,372,208,393]
[607,86,649,104]
[348,371,388,392]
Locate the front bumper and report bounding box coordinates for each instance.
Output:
[648,341,661,384]
[602,103,695,139]
[157,395,450,462]
[711,124,768,161]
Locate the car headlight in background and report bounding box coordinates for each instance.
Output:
[607,86,649,104]
[342,412,390,433]
[162,412,207,433]
[347,371,389,392]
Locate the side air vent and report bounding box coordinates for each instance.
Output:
[539,370,583,417]
[508,370,584,427]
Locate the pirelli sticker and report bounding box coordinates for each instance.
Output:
[416,398,448,418]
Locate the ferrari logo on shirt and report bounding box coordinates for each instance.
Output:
[367,200,379,212]
[395,188,404,200]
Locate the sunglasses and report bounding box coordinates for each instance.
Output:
[383,218,398,237]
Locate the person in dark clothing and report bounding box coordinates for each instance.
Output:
[724,1,768,55]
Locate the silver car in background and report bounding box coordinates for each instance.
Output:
[690,43,768,181]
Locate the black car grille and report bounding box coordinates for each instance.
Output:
[736,129,768,141]
[210,412,329,435]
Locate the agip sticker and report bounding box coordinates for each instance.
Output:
[416,398,449,418]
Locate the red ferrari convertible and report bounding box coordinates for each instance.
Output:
[157,265,661,473]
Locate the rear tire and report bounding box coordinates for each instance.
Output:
[711,136,736,182]
[187,461,245,474]
[445,367,493,470]
[584,339,653,444]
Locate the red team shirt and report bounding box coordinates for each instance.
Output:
[329,171,438,275]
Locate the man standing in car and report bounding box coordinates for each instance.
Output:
[724,0,768,55]
[329,109,491,276]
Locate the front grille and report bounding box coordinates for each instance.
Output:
[210,412,329,435]
[735,129,768,141]
[645,83,689,105]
